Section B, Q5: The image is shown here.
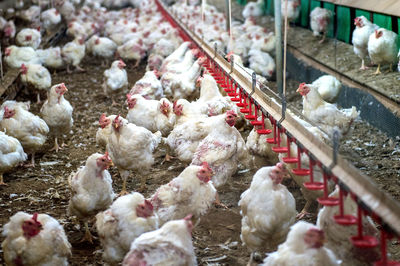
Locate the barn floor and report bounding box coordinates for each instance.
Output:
[0,52,399,264]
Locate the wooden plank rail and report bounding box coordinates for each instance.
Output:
[156,0,400,236]
[320,0,400,18]
[0,69,20,98]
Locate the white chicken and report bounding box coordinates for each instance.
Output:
[0,131,27,185]
[3,20,16,40]
[66,21,86,39]
[96,113,128,149]
[159,41,191,75]
[281,0,300,24]
[20,63,51,103]
[310,7,333,43]
[15,28,41,49]
[68,152,115,242]
[297,82,359,138]
[103,59,128,105]
[40,83,73,152]
[36,47,64,70]
[352,16,379,70]
[161,50,196,97]
[261,221,340,266]
[168,57,205,101]
[367,28,398,74]
[242,0,263,19]
[116,39,146,68]
[126,94,175,136]
[87,36,118,64]
[129,70,163,100]
[248,49,275,79]
[166,113,225,163]
[246,124,279,168]
[107,115,161,194]
[311,75,342,103]
[96,192,159,264]
[317,187,380,266]
[41,8,61,34]
[150,163,216,225]
[191,111,249,188]
[0,101,49,167]
[192,74,234,116]
[61,37,86,73]
[2,212,71,266]
[122,216,196,266]
[239,163,297,264]
[4,45,41,69]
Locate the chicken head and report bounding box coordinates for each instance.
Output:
[354,17,363,27]
[118,59,126,69]
[20,64,28,75]
[3,106,16,119]
[96,152,113,171]
[304,228,325,249]
[4,47,11,56]
[375,29,383,39]
[197,162,213,183]
[183,214,194,234]
[126,94,137,109]
[99,113,111,129]
[55,83,68,96]
[225,110,237,127]
[22,213,42,239]
[136,199,154,218]
[159,100,170,117]
[173,101,183,116]
[296,82,310,96]
[270,162,288,185]
[112,115,123,132]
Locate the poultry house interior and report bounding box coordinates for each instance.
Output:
[0,0,399,265]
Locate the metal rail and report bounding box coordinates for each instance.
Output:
[155,0,400,239]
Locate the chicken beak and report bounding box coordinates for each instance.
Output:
[109,161,114,167]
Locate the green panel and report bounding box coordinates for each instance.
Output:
[323,2,335,39]
[310,0,321,11]
[355,9,370,19]
[237,0,246,6]
[398,18,400,48]
[372,13,392,30]
[265,0,273,15]
[300,0,310,27]
[336,6,351,43]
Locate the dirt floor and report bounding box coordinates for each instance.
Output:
[0,2,400,265]
[0,54,398,265]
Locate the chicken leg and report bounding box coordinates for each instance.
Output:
[296,200,312,219]
[0,174,8,186]
[119,170,130,196]
[37,93,41,104]
[80,221,94,244]
[24,153,36,168]
[373,64,381,75]
[360,59,368,70]
[50,137,61,152]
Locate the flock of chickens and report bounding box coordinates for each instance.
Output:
[244,0,400,74]
[0,0,391,265]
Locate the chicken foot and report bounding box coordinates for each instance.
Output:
[80,221,94,244]
[247,252,262,266]
[296,200,312,219]
[118,171,130,196]
[37,93,41,104]
[50,137,62,152]
[318,33,326,44]
[24,153,36,168]
[138,174,147,192]
[214,192,228,209]
[360,59,368,70]
[0,174,8,186]
[75,65,85,72]
[373,64,381,75]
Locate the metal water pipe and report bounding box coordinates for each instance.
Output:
[274,0,283,96]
